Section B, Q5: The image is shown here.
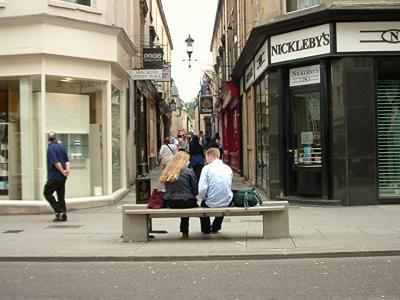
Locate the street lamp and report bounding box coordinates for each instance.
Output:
[169,99,177,111]
[185,34,194,69]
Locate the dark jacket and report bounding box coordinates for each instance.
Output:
[189,142,204,167]
[164,168,198,200]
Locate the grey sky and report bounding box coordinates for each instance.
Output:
[162,0,218,102]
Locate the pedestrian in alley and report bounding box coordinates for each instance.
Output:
[209,132,223,159]
[189,135,205,180]
[160,151,199,239]
[159,137,178,169]
[198,147,233,234]
[43,131,70,222]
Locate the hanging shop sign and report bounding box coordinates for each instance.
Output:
[336,22,400,53]
[200,95,213,114]
[270,24,331,64]
[244,60,255,90]
[254,40,268,80]
[143,48,164,69]
[128,64,171,81]
[289,64,320,87]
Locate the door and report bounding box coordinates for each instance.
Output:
[287,89,322,196]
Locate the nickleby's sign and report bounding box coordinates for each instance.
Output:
[336,22,400,53]
[289,64,320,87]
[270,24,331,63]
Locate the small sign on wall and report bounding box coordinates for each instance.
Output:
[290,64,320,87]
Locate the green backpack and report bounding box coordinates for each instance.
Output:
[231,188,263,208]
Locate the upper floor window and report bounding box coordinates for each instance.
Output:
[62,0,91,6]
[286,0,319,12]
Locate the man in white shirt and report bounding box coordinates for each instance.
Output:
[198,147,233,234]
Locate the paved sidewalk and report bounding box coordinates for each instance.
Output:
[1,167,400,261]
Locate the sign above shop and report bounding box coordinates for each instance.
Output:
[143,48,164,69]
[337,22,400,53]
[244,60,255,90]
[270,24,331,64]
[289,64,320,87]
[199,96,213,114]
[254,40,268,80]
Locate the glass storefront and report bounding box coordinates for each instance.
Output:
[45,76,105,198]
[112,85,121,192]
[0,76,41,200]
[255,76,270,195]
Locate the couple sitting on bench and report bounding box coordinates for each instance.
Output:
[160,147,233,239]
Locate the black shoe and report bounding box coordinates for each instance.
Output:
[53,213,61,222]
[60,213,67,222]
[211,227,221,233]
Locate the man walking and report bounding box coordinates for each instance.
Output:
[44,131,70,222]
[198,147,233,234]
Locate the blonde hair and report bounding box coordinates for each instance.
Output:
[160,151,190,183]
[205,147,220,159]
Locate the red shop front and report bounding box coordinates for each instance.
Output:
[218,81,241,172]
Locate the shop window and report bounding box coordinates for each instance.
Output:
[45,76,105,198]
[377,79,400,198]
[255,76,270,195]
[0,76,42,200]
[112,85,121,192]
[286,0,320,13]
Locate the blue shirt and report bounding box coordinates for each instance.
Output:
[198,159,233,208]
[47,141,69,181]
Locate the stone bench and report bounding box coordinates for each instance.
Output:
[122,201,289,242]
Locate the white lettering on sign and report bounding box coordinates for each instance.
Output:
[270,24,331,63]
[289,65,320,87]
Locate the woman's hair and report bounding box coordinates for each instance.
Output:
[160,151,190,183]
[163,137,170,144]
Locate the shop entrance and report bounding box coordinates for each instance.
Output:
[287,88,322,196]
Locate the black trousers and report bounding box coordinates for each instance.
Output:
[43,179,67,214]
[200,200,224,234]
[165,199,198,234]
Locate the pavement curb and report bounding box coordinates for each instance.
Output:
[2,250,400,262]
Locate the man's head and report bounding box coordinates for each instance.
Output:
[205,147,220,164]
[48,131,57,142]
[199,131,203,136]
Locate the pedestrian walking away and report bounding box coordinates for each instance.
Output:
[189,135,205,180]
[159,137,178,169]
[160,151,199,239]
[198,147,233,234]
[43,131,70,222]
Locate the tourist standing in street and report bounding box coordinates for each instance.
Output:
[198,147,233,234]
[43,131,70,222]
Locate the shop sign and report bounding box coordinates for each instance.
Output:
[128,69,162,80]
[270,24,330,63]
[254,40,268,80]
[337,22,400,53]
[143,48,164,69]
[244,60,255,90]
[289,64,320,87]
[200,96,213,114]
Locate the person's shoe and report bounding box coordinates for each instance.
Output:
[211,227,221,233]
[182,232,189,239]
[53,213,61,222]
[60,213,67,222]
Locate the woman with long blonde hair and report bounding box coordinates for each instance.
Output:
[160,151,198,239]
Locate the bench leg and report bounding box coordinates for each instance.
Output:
[262,208,289,239]
[122,213,149,242]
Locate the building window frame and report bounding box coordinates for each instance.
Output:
[284,0,320,13]
[48,0,101,14]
